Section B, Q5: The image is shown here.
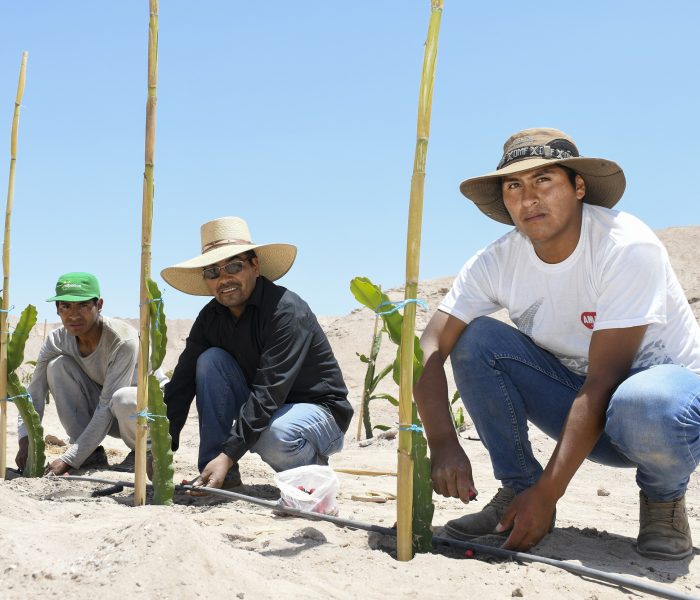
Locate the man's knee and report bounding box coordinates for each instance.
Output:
[451,316,515,368]
[606,366,693,455]
[46,355,80,388]
[111,387,137,414]
[196,347,234,377]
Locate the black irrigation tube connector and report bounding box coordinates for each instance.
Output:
[44,475,700,600]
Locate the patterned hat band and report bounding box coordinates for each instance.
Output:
[201,238,252,253]
[496,138,579,170]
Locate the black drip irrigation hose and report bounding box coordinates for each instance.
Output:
[39,475,700,600]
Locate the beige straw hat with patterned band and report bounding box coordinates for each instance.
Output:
[459,128,626,225]
[161,216,297,296]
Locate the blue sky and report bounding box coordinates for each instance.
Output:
[1,2,698,324]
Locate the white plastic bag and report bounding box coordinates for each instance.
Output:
[274,465,340,516]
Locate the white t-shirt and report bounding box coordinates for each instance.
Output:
[440,204,700,375]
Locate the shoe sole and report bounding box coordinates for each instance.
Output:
[636,544,693,560]
[442,522,509,541]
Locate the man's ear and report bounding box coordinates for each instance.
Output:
[96,298,104,312]
[251,256,261,277]
[575,174,586,200]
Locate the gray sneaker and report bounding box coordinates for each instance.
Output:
[637,492,693,560]
[443,487,517,540]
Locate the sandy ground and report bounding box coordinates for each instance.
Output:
[1,225,699,600]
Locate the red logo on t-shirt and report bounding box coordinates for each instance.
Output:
[580,312,596,330]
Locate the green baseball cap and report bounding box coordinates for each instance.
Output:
[46,272,101,302]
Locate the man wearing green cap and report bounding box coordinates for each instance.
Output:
[15,272,141,474]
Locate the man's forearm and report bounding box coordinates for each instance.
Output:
[539,325,648,502]
[414,356,461,452]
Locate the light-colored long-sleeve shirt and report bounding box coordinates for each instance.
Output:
[21,316,138,467]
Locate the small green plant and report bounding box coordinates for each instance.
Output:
[350,276,433,553]
[356,313,397,439]
[450,390,465,432]
[146,278,174,505]
[8,305,45,476]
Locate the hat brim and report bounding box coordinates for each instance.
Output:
[45,294,99,302]
[161,243,297,296]
[459,156,626,225]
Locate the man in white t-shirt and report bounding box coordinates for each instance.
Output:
[16,272,140,474]
[414,128,700,559]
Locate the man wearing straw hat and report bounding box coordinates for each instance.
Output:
[16,272,142,474]
[414,128,700,559]
[161,216,352,490]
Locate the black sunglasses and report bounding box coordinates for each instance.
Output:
[202,257,251,280]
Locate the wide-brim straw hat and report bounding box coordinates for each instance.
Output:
[161,216,297,296]
[459,128,626,225]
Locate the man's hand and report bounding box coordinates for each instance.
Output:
[44,457,72,476]
[430,442,477,503]
[188,452,234,496]
[498,484,557,551]
[15,436,29,471]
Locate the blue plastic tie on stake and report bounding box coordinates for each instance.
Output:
[2,392,31,403]
[375,298,428,316]
[130,409,167,422]
[399,424,424,433]
[0,304,16,333]
[140,297,164,331]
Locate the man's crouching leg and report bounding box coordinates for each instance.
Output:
[47,355,102,442]
[444,317,583,540]
[606,364,700,560]
[253,403,344,473]
[110,387,138,449]
[195,347,249,484]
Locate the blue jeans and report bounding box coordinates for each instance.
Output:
[450,317,700,501]
[195,347,344,472]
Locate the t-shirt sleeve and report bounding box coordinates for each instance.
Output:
[594,241,667,330]
[439,251,502,324]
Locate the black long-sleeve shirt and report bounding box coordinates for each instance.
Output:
[164,276,352,462]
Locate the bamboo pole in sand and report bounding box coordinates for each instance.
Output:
[1,52,28,480]
[396,1,443,561]
[134,0,159,505]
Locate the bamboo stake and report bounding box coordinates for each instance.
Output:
[1,52,28,480]
[333,468,397,477]
[134,0,159,505]
[396,1,443,561]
